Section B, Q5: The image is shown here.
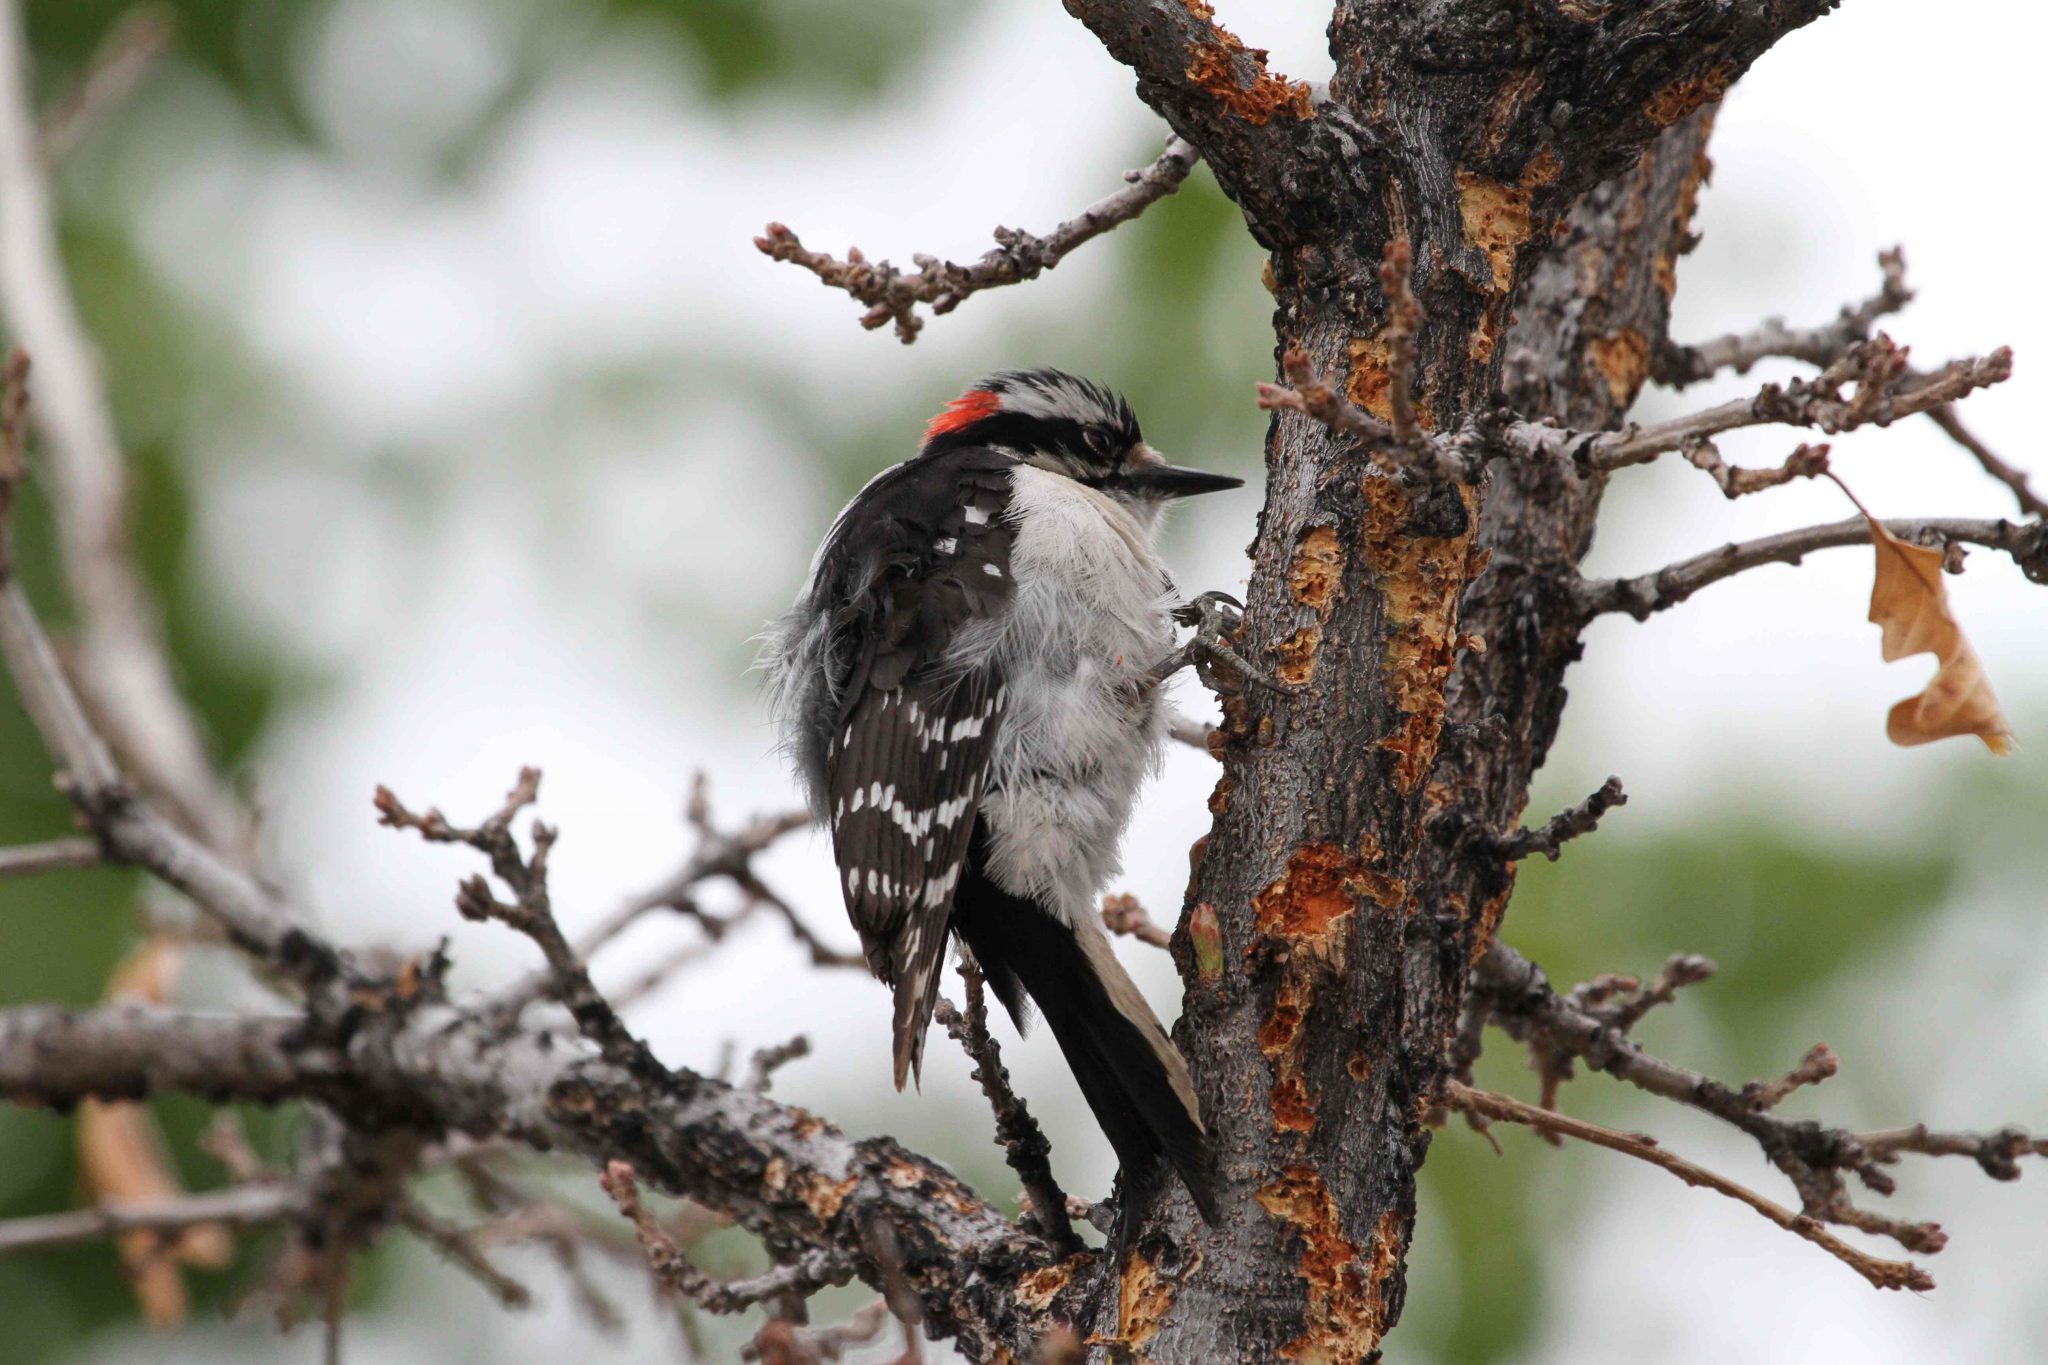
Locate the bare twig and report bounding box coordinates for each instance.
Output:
[1443,1081,1931,1292]
[1857,1124,2047,1178]
[1510,337,2012,471]
[1256,348,1468,482]
[376,771,656,1076]
[0,835,100,876]
[1100,892,1172,948]
[395,1198,533,1309]
[500,783,818,1015]
[600,1161,851,1314]
[757,136,1199,342]
[936,961,1080,1253]
[1683,437,1831,500]
[747,1034,811,1094]
[1656,247,1914,385]
[1472,941,2047,1271]
[1926,404,2047,520]
[0,0,241,849]
[1495,776,1627,862]
[1603,953,1717,1033]
[0,1182,304,1257]
[1379,237,1428,453]
[38,5,175,163]
[1575,514,2048,618]
[1749,1043,1839,1110]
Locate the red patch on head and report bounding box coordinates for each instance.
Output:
[923,388,1002,443]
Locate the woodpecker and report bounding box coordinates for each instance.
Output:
[762,368,1240,1226]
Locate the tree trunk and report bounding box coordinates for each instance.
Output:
[1055,4,1829,1355]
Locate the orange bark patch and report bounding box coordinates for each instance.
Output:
[1255,1169,1401,1360]
[1456,172,1534,295]
[1271,1073,1316,1133]
[1645,62,1735,127]
[1207,772,1234,815]
[1346,335,1437,429]
[1253,844,1363,948]
[1254,845,1368,1138]
[1471,886,1514,960]
[1657,138,1717,297]
[765,1157,859,1223]
[1288,525,1345,611]
[1018,1261,1078,1311]
[1181,5,1314,126]
[1587,328,1651,406]
[1359,476,1479,792]
[1108,1238,1197,1356]
[1455,149,1559,296]
[1274,622,1323,686]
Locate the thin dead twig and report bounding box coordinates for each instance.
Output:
[1512,336,2011,471]
[1101,892,1172,948]
[758,136,1199,342]
[0,835,101,876]
[0,1182,304,1257]
[600,1161,850,1313]
[376,771,656,1076]
[395,1198,533,1309]
[1577,513,2048,619]
[1256,347,1468,482]
[1656,247,1913,385]
[1443,1081,1931,1292]
[38,5,175,163]
[1495,776,1627,862]
[1926,403,2046,520]
[936,960,1080,1253]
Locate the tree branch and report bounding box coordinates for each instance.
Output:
[0,0,240,848]
[1576,514,2048,619]
[0,998,1083,1355]
[1495,776,1627,862]
[1443,1081,1931,1292]
[1506,337,2012,472]
[0,1181,304,1257]
[1470,940,2046,1283]
[757,136,1199,342]
[1927,403,2047,521]
[0,835,100,876]
[936,961,1080,1254]
[1656,247,1914,385]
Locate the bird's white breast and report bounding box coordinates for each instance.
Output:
[963,464,1175,924]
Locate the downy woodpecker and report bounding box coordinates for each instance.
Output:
[762,368,1239,1225]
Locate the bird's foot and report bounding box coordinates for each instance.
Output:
[1158,591,1296,695]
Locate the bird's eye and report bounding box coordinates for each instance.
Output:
[1084,430,1116,461]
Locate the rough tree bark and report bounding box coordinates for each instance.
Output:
[1060,4,1824,1356]
[4,3,2044,1362]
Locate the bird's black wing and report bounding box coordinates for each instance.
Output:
[810,445,1015,1088]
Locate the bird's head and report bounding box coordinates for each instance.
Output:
[922,368,1242,514]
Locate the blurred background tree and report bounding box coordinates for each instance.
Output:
[1,1,2043,1361]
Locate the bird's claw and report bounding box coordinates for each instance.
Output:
[1159,591,1297,695]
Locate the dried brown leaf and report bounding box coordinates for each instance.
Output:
[1864,518,2014,754]
[79,938,232,1329]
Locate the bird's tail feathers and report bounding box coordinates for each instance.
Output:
[953,871,1218,1226]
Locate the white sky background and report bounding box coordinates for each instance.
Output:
[62,0,2048,1360]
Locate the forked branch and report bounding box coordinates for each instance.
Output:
[757,136,1199,342]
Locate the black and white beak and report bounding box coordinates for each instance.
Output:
[1124,444,1244,499]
